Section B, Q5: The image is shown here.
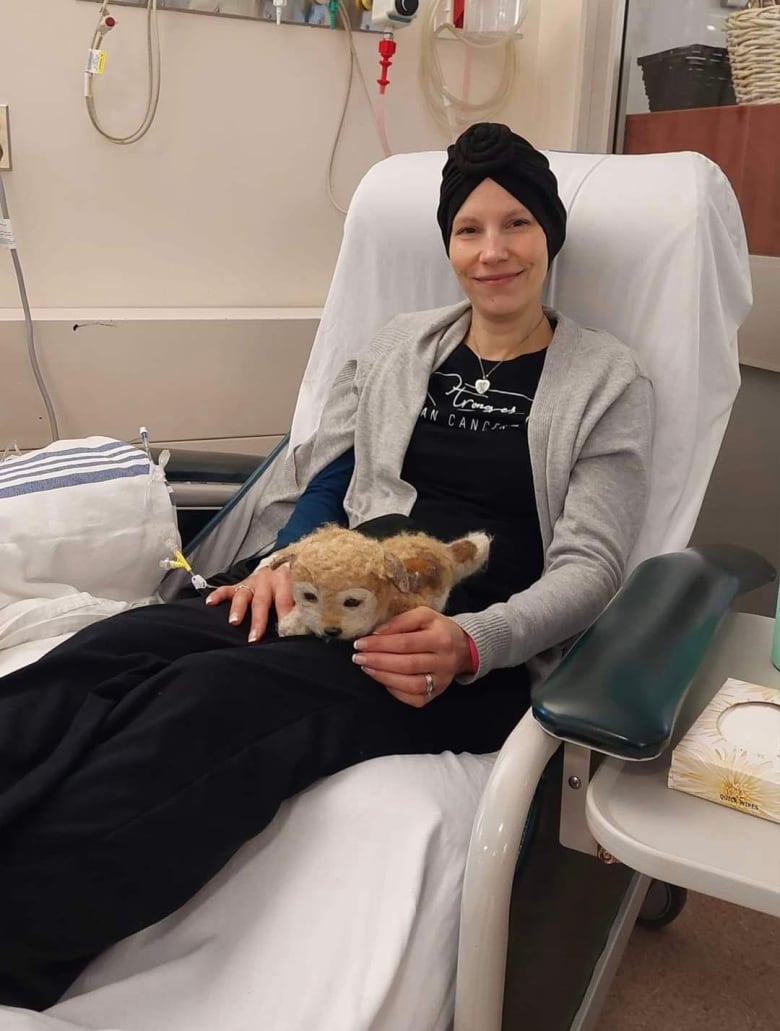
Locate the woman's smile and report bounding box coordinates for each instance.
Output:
[473,271,522,285]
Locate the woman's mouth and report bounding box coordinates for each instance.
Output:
[474,272,521,285]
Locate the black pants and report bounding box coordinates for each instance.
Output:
[0,598,529,1011]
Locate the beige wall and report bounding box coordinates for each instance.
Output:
[690,366,780,619]
[0,311,318,451]
[0,0,590,450]
[0,0,586,312]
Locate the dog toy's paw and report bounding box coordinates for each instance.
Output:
[277,608,310,637]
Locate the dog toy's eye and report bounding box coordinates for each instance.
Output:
[303,591,318,603]
[343,598,362,608]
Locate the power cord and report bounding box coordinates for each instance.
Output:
[0,164,60,442]
[85,0,162,145]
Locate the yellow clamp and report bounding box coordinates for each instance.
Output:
[166,549,193,574]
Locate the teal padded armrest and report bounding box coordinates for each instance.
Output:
[150,448,261,485]
[531,545,776,761]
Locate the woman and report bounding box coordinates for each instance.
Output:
[0,123,653,1010]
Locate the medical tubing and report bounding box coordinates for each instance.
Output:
[418,0,517,138]
[327,17,357,215]
[0,172,60,442]
[327,2,392,215]
[376,91,392,160]
[85,0,161,145]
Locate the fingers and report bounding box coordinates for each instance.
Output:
[354,609,452,661]
[353,609,472,706]
[352,649,438,677]
[271,565,295,621]
[204,583,256,625]
[358,668,440,708]
[246,591,271,643]
[369,607,436,636]
[204,585,234,606]
[205,567,292,644]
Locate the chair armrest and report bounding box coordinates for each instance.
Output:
[531,545,776,761]
[151,448,262,485]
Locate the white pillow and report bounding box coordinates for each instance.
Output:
[0,437,179,649]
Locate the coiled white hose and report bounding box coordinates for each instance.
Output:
[418,0,525,139]
[86,0,161,146]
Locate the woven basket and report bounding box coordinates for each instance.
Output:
[725,6,780,104]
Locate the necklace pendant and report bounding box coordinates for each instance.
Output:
[475,378,491,395]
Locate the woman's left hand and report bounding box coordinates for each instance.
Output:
[352,607,472,707]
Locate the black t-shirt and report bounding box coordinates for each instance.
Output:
[401,340,547,615]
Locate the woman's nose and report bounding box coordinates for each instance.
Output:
[480,232,509,262]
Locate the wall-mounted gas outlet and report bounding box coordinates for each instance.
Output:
[0,105,12,171]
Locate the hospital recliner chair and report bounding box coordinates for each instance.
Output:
[7,147,766,1031]
[112,149,777,1030]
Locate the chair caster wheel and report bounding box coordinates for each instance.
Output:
[637,880,688,928]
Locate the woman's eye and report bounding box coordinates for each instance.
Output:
[512,219,530,228]
[343,598,362,608]
[456,226,477,235]
[303,592,318,603]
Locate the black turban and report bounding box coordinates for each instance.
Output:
[437,122,567,262]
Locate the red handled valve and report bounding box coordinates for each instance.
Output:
[377,33,397,94]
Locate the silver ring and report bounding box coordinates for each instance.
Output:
[424,673,435,700]
[234,583,255,598]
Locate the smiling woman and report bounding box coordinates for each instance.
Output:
[437,125,567,368]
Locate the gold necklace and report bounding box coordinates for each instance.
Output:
[470,313,547,395]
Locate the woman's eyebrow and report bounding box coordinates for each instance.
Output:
[454,207,530,225]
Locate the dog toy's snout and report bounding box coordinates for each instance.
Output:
[323,626,342,639]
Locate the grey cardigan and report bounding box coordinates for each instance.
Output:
[189,300,654,685]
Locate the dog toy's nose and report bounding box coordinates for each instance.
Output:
[323,627,342,638]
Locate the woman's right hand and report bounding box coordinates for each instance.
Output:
[205,563,295,643]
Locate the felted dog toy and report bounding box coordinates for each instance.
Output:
[267,525,490,640]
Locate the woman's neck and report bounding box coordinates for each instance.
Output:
[467,307,553,362]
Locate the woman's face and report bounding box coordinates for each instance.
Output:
[448,178,549,322]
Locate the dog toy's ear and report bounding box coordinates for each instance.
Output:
[266,545,297,570]
[448,532,491,583]
[385,549,447,594]
[384,552,411,593]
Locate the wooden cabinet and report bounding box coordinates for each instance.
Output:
[624,104,780,257]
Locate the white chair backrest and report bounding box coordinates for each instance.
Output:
[291,150,752,569]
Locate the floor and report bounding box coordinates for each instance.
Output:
[596,891,780,1031]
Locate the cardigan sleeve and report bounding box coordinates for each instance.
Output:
[452,373,654,681]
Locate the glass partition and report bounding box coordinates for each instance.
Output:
[617,0,780,259]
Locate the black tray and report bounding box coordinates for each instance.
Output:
[638,44,736,112]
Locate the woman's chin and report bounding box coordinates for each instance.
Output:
[472,294,532,319]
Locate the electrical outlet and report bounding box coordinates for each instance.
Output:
[0,105,11,171]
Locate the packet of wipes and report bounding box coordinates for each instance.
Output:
[669,678,780,824]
